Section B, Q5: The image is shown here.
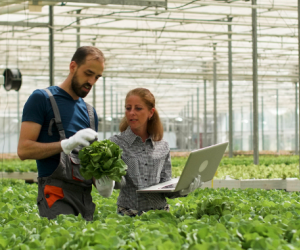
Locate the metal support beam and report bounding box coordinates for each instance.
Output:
[250,102,253,150]
[191,96,194,150]
[49,5,54,86]
[298,0,300,172]
[0,21,48,27]
[296,82,298,154]
[17,91,20,145]
[252,0,259,165]
[39,0,167,8]
[241,106,243,151]
[187,101,190,151]
[103,77,106,139]
[116,93,118,132]
[277,89,279,153]
[261,96,264,151]
[228,17,233,157]
[197,87,200,148]
[120,100,123,121]
[213,43,217,145]
[110,85,113,136]
[8,108,10,153]
[184,106,186,150]
[204,80,207,147]
[76,10,81,48]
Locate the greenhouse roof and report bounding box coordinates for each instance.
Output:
[0,0,298,118]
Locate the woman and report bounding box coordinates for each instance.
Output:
[98,88,202,216]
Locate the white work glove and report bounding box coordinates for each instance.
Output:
[61,128,98,155]
[180,174,203,196]
[95,176,115,198]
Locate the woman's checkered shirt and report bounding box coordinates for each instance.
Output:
[109,126,180,211]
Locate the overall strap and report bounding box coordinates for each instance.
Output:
[43,88,66,140]
[85,102,95,131]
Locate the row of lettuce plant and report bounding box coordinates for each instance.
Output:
[1,178,300,249]
[1,155,300,179]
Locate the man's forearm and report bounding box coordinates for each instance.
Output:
[18,140,62,160]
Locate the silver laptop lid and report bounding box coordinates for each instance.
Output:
[174,142,228,192]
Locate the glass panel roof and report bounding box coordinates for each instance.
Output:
[0,0,298,119]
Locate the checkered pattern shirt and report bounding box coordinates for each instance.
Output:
[109,126,180,211]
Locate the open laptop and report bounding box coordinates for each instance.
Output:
[136,142,228,193]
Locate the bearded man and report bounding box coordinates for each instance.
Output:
[18,46,106,220]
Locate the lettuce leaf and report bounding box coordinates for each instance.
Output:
[78,140,127,182]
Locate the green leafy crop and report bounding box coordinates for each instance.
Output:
[78,140,127,182]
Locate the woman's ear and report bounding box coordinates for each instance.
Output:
[150,108,155,119]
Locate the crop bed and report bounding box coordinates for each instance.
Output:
[1,179,300,249]
[1,155,300,180]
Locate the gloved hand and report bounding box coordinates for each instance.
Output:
[61,128,98,155]
[180,174,203,196]
[95,176,115,198]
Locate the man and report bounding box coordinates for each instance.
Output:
[18,46,108,221]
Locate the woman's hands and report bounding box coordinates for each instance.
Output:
[179,174,203,196]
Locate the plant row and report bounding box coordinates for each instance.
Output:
[1,179,300,249]
[1,155,300,180]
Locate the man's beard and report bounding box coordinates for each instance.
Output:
[71,72,91,98]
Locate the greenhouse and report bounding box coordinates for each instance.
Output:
[1,0,300,249]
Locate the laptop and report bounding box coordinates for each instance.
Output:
[136,142,228,193]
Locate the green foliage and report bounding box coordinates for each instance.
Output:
[78,140,127,182]
[171,155,300,179]
[2,180,300,249]
[0,159,36,173]
[1,155,299,181]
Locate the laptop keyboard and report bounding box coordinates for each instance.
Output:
[161,183,176,189]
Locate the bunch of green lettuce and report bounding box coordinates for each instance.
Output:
[78,139,127,182]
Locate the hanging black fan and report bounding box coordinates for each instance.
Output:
[3,68,22,91]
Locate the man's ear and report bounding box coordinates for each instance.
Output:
[69,61,78,74]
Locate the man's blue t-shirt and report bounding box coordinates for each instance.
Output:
[22,86,99,177]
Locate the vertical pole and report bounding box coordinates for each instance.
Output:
[213,43,217,144]
[250,102,253,150]
[49,5,54,86]
[187,103,190,150]
[298,0,300,171]
[8,108,10,153]
[191,95,194,149]
[110,85,113,136]
[228,17,233,158]
[17,91,20,144]
[197,87,200,148]
[184,106,187,150]
[252,0,259,165]
[120,99,123,117]
[204,80,207,147]
[76,9,81,48]
[296,82,298,154]
[261,96,264,151]
[241,106,243,151]
[103,77,106,139]
[277,89,279,153]
[116,93,118,133]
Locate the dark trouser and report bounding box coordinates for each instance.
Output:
[37,178,95,221]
